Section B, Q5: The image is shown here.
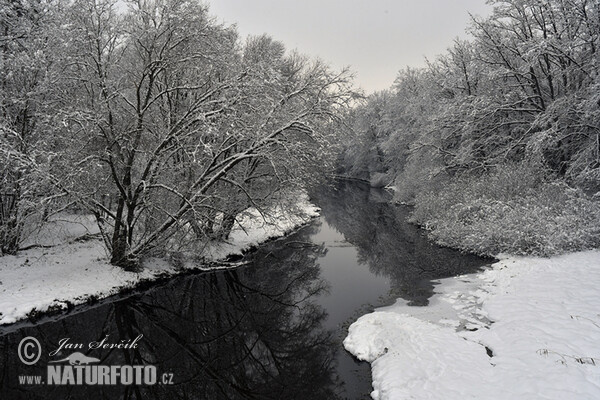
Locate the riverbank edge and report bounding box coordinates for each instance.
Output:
[338,180,600,398]
[0,196,320,328]
[344,250,600,399]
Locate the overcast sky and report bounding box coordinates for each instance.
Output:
[207,0,492,94]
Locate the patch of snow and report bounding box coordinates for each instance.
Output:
[20,214,100,247]
[0,193,319,325]
[0,241,171,325]
[205,193,320,260]
[344,251,600,399]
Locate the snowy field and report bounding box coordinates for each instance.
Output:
[344,251,600,399]
[0,195,319,325]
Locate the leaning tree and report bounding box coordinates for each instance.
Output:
[44,0,354,269]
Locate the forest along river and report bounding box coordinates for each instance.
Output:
[0,181,490,399]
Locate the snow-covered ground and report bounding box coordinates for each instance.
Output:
[344,251,600,399]
[0,195,319,325]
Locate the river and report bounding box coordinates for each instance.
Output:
[0,181,490,399]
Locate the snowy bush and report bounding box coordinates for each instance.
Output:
[410,163,600,256]
[392,149,448,204]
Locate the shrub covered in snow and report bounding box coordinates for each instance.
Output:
[391,149,449,204]
[410,163,600,256]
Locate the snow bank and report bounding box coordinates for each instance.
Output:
[0,194,319,325]
[205,195,320,260]
[344,251,600,399]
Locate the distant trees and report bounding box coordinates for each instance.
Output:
[341,0,600,197]
[339,0,600,255]
[0,0,355,267]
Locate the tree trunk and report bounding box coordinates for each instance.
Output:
[219,214,237,240]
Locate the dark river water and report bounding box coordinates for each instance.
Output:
[0,182,489,399]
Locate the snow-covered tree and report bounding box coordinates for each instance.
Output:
[39,0,355,269]
[0,0,63,254]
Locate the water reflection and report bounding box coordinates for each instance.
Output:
[0,225,343,399]
[311,181,490,305]
[0,181,491,399]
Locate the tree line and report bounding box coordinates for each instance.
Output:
[0,0,355,268]
[339,0,600,256]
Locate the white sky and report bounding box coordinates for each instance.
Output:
[207,0,493,94]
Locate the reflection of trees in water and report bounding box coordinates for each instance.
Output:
[311,181,490,305]
[0,225,342,399]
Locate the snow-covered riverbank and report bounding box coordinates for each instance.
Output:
[344,251,600,399]
[0,196,319,325]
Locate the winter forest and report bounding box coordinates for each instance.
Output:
[1,0,600,399]
[338,0,600,256]
[3,0,599,270]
